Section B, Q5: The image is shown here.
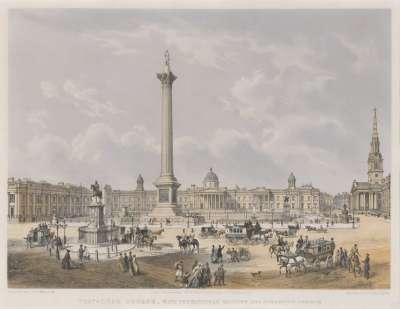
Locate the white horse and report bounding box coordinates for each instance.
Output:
[278,255,306,276]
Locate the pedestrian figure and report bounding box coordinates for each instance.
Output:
[214,264,225,286]
[96,249,99,263]
[49,247,52,256]
[175,260,184,282]
[78,244,84,262]
[343,249,349,269]
[205,262,212,286]
[217,245,225,264]
[335,249,340,267]
[107,247,110,258]
[118,253,125,272]
[61,249,71,269]
[128,251,134,276]
[132,254,139,275]
[353,254,361,277]
[350,244,360,259]
[363,253,370,279]
[123,253,129,272]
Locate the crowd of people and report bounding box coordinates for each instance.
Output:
[226,248,241,263]
[335,244,370,279]
[174,260,225,288]
[78,244,91,262]
[210,244,224,263]
[118,251,140,276]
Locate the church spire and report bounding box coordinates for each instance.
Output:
[372,108,378,137]
[368,108,383,184]
[370,107,380,154]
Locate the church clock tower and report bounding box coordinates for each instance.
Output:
[368,108,384,184]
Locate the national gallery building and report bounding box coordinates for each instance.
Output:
[106,169,321,222]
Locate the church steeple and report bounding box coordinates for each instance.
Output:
[368,108,383,184]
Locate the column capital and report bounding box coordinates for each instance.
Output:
[157,72,177,85]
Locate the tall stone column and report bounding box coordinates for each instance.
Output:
[151,51,181,221]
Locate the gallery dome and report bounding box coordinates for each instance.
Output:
[203,168,219,189]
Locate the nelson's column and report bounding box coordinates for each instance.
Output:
[150,51,181,222]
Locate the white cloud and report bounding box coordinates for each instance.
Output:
[120,125,160,154]
[208,128,259,158]
[27,110,48,129]
[41,79,123,117]
[40,81,59,98]
[335,34,378,73]
[84,21,239,70]
[83,33,139,56]
[174,135,204,156]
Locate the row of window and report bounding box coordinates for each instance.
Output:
[8,193,91,205]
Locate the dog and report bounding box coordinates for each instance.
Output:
[251,271,262,279]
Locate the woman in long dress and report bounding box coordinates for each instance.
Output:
[118,253,125,272]
[175,261,184,281]
[132,254,139,275]
[128,251,134,277]
[188,264,202,288]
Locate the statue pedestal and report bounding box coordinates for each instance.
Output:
[150,175,183,223]
[78,198,118,246]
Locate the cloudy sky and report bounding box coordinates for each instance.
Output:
[8,9,391,194]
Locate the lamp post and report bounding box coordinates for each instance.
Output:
[55,217,60,260]
[352,205,355,229]
[271,207,274,230]
[111,218,114,251]
[63,218,67,245]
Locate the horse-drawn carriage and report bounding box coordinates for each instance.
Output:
[225,225,248,244]
[24,224,53,248]
[199,225,218,238]
[297,239,335,270]
[277,238,335,275]
[301,239,334,261]
[305,225,328,233]
[287,225,299,237]
[226,224,271,244]
[135,227,157,248]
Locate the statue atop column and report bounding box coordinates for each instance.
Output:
[90,180,103,204]
[164,50,170,65]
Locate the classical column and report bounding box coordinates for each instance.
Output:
[152,51,180,218]
[370,193,373,210]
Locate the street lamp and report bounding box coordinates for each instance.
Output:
[352,205,355,229]
[55,217,60,260]
[271,207,274,230]
[63,218,67,245]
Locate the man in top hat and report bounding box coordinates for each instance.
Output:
[363,253,370,279]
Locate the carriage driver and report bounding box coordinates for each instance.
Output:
[330,238,336,255]
[302,235,310,249]
[296,235,304,249]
